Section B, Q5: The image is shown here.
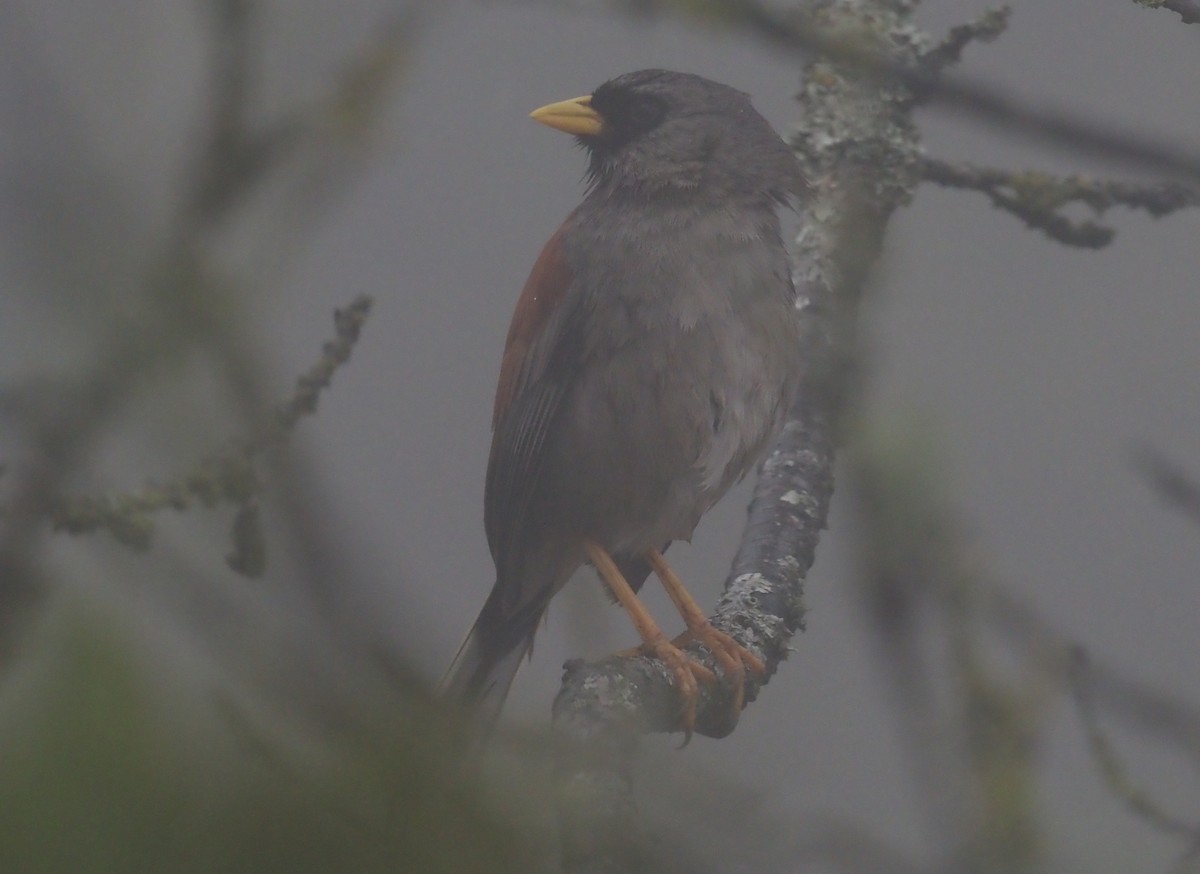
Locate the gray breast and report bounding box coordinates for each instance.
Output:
[543,201,801,556]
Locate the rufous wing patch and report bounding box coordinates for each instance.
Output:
[492,224,574,430]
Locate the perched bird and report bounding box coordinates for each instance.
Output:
[441,70,805,738]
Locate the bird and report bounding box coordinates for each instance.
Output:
[440,69,806,740]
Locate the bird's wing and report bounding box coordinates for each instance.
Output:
[484,222,586,606]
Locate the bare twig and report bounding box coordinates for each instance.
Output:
[1070,649,1200,839]
[574,0,1200,181]
[1133,0,1200,24]
[922,156,1200,247]
[185,0,303,230]
[1131,446,1200,527]
[186,4,414,235]
[0,5,411,654]
[847,429,1200,861]
[46,296,373,566]
[918,6,1011,75]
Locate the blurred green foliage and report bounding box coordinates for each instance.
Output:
[0,601,542,874]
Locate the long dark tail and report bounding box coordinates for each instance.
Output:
[440,553,656,737]
[439,598,538,739]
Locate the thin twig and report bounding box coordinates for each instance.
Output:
[0,5,410,650]
[1133,0,1200,24]
[847,429,1200,857]
[46,297,374,565]
[1130,446,1200,527]
[922,156,1200,247]
[918,6,1011,75]
[1069,649,1200,839]
[575,0,1200,181]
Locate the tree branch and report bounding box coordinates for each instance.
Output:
[1130,445,1200,527]
[918,6,1011,76]
[922,156,1200,248]
[1132,0,1200,24]
[44,296,373,572]
[1069,649,1200,840]
[845,425,1200,859]
[550,1,927,869]
[0,6,411,656]
[564,0,1200,180]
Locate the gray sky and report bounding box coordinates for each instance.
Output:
[2,1,1199,870]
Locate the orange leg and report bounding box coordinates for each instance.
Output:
[585,541,713,738]
[646,549,766,715]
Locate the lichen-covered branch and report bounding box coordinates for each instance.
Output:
[579,0,1200,180]
[0,7,411,652]
[46,296,373,572]
[922,156,1200,247]
[539,3,1200,870]
[1132,0,1200,24]
[551,2,928,869]
[917,6,1010,75]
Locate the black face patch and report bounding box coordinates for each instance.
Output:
[588,84,669,153]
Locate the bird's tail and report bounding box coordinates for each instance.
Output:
[439,602,536,739]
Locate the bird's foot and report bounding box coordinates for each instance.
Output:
[627,634,716,744]
[644,549,766,728]
[672,622,766,715]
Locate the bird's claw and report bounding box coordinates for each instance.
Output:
[641,637,715,745]
[674,623,766,715]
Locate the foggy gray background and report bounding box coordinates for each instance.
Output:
[2,1,1198,871]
